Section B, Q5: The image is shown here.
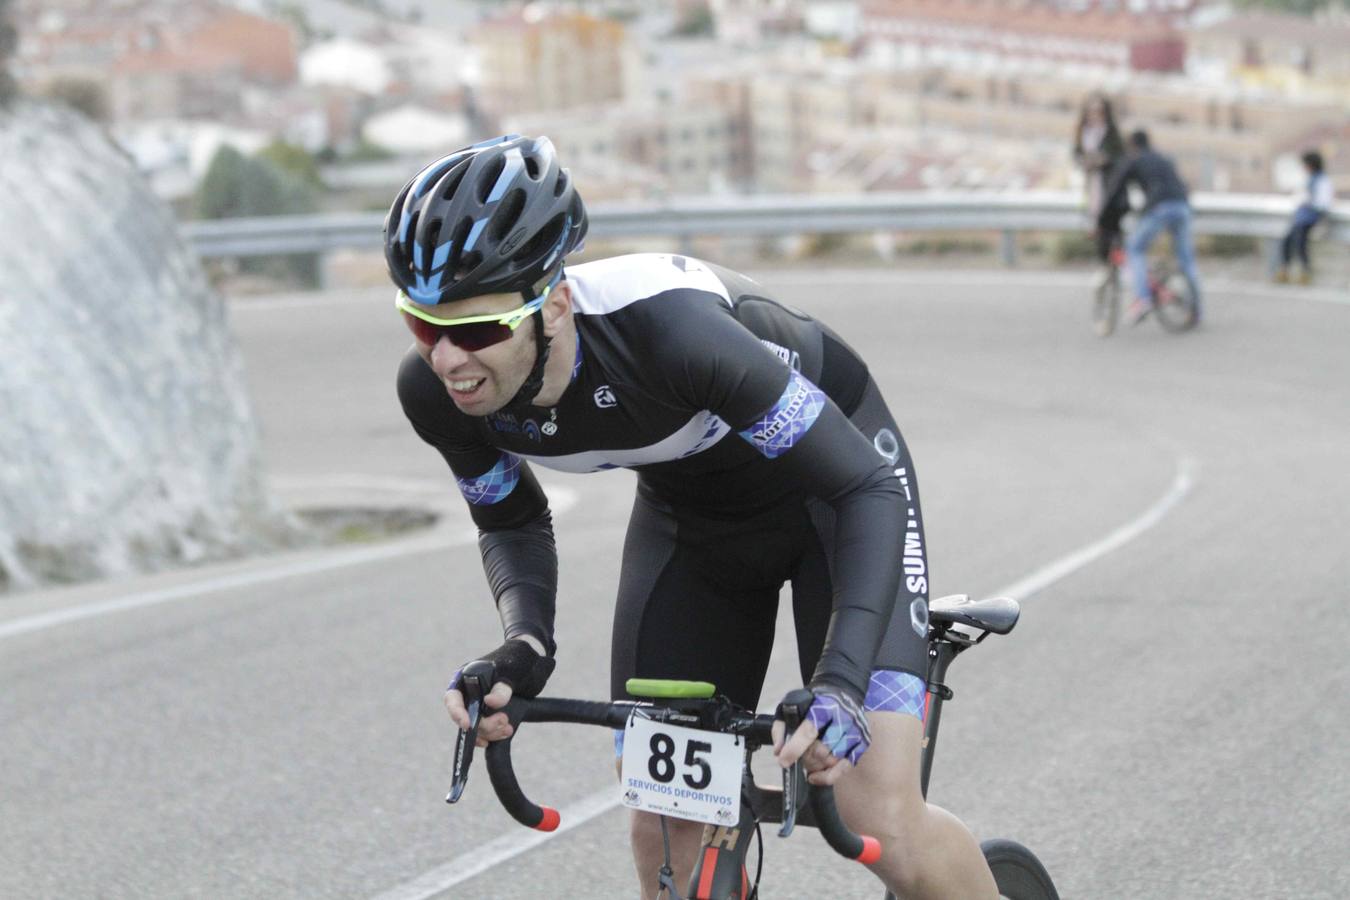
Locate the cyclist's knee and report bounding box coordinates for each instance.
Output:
[629,809,703,848]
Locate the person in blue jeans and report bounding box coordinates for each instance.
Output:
[1276,150,1335,285]
[1099,130,1203,324]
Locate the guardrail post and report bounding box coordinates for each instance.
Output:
[1261,237,1280,276]
[1000,229,1018,267]
[317,251,335,291]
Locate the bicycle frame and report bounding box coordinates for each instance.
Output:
[685,627,980,898]
[451,595,1018,900]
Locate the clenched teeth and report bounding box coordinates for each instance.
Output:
[449,378,484,391]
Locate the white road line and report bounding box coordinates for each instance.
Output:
[369,789,622,900]
[0,533,465,641]
[368,454,1199,900]
[0,481,578,642]
[993,455,1197,600]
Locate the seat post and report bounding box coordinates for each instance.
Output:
[920,640,960,799]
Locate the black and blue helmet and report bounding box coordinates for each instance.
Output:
[384,135,588,306]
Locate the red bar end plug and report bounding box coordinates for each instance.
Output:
[857,836,882,865]
[535,807,561,832]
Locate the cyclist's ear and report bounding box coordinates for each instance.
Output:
[541,281,572,338]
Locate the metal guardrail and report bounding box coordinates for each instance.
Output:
[181,191,1348,262]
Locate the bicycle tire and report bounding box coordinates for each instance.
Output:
[1152,268,1198,333]
[1092,271,1119,337]
[981,838,1059,900]
[877,838,1057,900]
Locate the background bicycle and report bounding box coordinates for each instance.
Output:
[1093,243,1199,337]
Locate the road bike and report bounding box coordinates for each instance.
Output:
[1093,244,1199,337]
[449,593,1059,899]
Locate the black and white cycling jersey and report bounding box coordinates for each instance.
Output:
[398,253,922,704]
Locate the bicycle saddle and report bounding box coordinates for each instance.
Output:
[928,594,1020,635]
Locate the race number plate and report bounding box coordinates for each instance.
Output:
[619,712,742,826]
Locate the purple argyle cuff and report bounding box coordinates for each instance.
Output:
[864,669,927,722]
[456,453,521,505]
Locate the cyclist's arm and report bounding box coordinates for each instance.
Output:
[397,350,558,655]
[649,293,904,703]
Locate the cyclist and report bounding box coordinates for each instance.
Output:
[1099,129,1203,324]
[390,135,998,899]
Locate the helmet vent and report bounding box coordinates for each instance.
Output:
[554,171,569,198]
[513,213,564,263]
[447,217,473,271]
[422,217,444,261]
[477,156,507,203]
[524,154,541,180]
[439,163,469,200]
[454,251,482,280]
[403,209,421,257]
[490,189,526,241]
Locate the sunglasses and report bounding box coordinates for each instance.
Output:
[395,271,561,351]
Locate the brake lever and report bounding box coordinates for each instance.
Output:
[776,688,814,838]
[446,659,494,804]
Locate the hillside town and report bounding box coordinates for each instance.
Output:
[13,0,1349,211]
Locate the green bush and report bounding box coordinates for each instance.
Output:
[196,145,320,285]
[1199,234,1260,258]
[1051,232,1098,264]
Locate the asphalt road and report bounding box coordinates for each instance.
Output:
[3,270,1347,899]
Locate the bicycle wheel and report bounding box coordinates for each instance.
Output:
[1092,269,1119,337]
[981,838,1059,900]
[1152,267,1198,333]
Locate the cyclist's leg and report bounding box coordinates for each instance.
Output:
[1126,207,1164,305]
[794,380,997,900]
[611,493,788,900]
[1167,202,1203,315]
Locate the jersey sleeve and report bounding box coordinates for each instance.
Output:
[396,348,558,654]
[641,292,907,700]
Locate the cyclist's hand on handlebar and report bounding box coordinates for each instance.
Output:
[446,680,515,747]
[772,687,871,787]
[444,638,556,747]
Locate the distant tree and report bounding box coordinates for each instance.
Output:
[257,140,324,189]
[196,144,320,285]
[197,144,317,220]
[41,77,110,122]
[345,137,395,162]
[672,2,715,37]
[0,0,18,104]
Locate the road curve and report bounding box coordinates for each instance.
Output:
[2,270,1346,899]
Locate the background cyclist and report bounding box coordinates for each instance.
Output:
[391,134,999,899]
[1099,129,1204,324]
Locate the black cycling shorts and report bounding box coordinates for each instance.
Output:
[610,377,930,717]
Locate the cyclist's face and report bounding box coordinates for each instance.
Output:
[413,291,539,416]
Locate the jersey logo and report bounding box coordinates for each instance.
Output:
[737,370,825,459]
[594,385,618,408]
[760,339,802,372]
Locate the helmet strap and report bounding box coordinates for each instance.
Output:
[503,309,552,410]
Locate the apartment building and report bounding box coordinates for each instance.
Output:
[1188,11,1350,91]
[505,100,745,197]
[18,1,298,121]
[475,9,633,117]
[862,0,1187,73]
